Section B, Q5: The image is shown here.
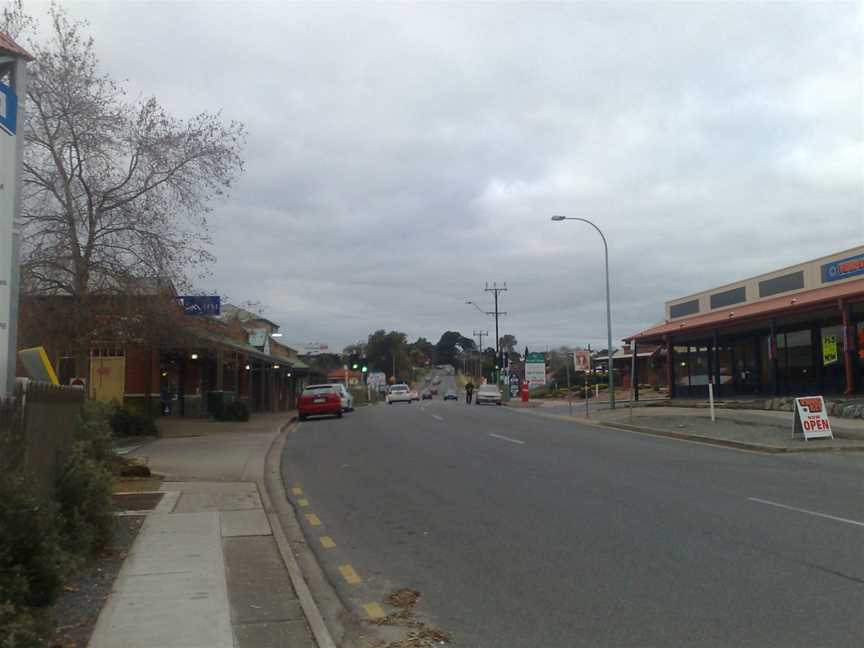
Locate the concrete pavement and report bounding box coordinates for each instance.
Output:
[89,415,319,648]
[282,398,864,647]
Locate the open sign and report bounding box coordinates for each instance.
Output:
[793,396,833,441]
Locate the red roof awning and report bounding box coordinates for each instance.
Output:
[627,279,864,343]
[0,33,34,61]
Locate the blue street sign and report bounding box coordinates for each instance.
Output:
[0,83,17,136]
[181,295,221,316]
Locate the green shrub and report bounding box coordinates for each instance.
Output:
[109,405,157,437]
[219,400,250,422]
[73,401,115,464]
[0,602,40,648]
[55,444,115,558]
[0,474,64,608]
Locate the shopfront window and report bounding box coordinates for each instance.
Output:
[784,329,813,393]
[674,346,689,386]
[689,347,710,387]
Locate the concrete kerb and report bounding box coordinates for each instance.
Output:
[260,421,354,648]
[506,406,864,455]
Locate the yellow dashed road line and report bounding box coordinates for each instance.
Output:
[305,513,322,526]
[292,487,303,496]
[319,536,336,549]
[338,564,362,585]
[298,498,309,507]
[363,602,386,619]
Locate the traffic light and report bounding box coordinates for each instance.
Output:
[350,353,360,370]
[361,356,368,373]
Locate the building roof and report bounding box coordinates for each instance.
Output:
[628,278,864,343]
[0,33,34,61]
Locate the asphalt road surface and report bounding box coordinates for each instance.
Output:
[282,390,864,647]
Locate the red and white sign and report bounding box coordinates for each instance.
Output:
[793,396,833,441]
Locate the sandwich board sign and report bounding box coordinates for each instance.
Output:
[792,396,833,441]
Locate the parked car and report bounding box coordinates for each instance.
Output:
[475,384,502,405]
[421,390,433,400]
[298,385,343,420]
[323,383,354,412]
[386,384,414,404]
[443,389,458,401]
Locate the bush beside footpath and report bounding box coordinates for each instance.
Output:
[0,402,118,647]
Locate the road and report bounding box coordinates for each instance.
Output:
[281,382,864,647]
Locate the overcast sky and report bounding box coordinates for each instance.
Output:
[42,1,864,351]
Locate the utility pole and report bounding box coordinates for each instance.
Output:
[473,329,488,380]
[484,282,507,383]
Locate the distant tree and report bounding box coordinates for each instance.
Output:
[9,5,245,375]
[365,330,409,379]
[307,353,343,374]
[409,337,435,364]
[499,334,518,354]
[435,331,476,368]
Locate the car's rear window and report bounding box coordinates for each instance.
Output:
[304,385,337,394]
[391,386,409,392]
[478,385,499,393]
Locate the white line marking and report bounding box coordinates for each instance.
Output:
[488,433,525,445]
[431,414,443,421]
[748,497,864,528]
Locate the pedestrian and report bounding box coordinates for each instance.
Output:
[465,380,475,404]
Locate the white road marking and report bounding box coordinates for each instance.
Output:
[488,433,525,445]
[748,497,864,528]
[431,414,444,421]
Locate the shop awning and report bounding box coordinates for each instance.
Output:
[627,278,864,344]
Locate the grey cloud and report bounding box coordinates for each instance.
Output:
[51,1,864,350]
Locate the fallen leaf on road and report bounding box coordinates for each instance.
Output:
[387,588,420,609]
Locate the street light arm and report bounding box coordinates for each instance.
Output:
[550,214,615,408]
[465,300,487,316]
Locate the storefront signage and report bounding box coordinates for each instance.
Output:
[821,252,864,283]
[525,352,546,388]
[821,335,838,365]
[180,295,221,316]
[792,396,833,441]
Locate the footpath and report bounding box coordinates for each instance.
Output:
[508,400,864,453]
[90,413,324,648]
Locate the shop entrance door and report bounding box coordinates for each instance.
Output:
[732,339,759,395]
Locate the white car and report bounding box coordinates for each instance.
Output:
[475,384,502,405]
[322,383,354,412]
[387,384,414,404]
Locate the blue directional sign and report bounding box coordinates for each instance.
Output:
[0,83,17,136]
[181,295,221,316]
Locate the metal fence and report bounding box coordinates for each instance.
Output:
[0,380,85,497]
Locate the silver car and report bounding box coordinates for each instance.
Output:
[323,383,354,412]
[475,384,502,405]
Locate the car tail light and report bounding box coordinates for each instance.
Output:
[328,392,341,403]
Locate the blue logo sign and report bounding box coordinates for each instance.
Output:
[821,253,864,284]
[181,295,221,316]
[0,83,17,135]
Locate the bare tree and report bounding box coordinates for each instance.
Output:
[6,5,245,372]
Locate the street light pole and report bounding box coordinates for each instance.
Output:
[550,215,615,409]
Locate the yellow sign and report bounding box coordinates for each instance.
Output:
[822,335,838,366]
[17,346,59,385]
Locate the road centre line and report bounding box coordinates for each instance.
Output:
[298,498,309,507]
[305,513,322,526]
[748,497,864,528]
[319,536,336,549]
[431,414,444,421]
[363,602,386,619]
[488,432,525,445]
[292,487,303,495]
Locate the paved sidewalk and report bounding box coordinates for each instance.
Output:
[509,403,864,453]
[89,415,316,648]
